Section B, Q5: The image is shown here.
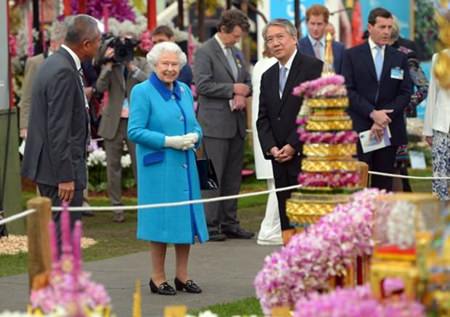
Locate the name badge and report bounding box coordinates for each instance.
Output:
[390,67,404,80]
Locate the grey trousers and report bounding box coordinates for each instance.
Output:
[104,118,137,206]
[201,135,244,233]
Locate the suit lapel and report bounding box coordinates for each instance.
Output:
[362,43,378,81]
[305,38,315,57]
[212,39,235,81]
[380,46,393,81]
[280,52,302,107]
[58,48,85,96]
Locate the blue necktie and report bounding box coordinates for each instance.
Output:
[279,66,287,95]
[374,46,383,81]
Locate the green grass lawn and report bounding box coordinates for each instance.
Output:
[0,169,434,278]
[189,297,263,316]
[0,179,267,278]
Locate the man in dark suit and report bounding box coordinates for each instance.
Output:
[298,4,345,74]
[21,15,101,245]
[343,7,412,191]
[193,9,253,241]
[257,19,322,244]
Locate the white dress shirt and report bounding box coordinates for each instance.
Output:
[61,44,81,71]
[368,37,385,63]
[423,51,450,136]
[308,34,325,60]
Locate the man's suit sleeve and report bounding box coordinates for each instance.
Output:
[46,69,79,183]
[343,49,375,118]
[385,54,412,118]
[19,58,40,129]
[256,72,276,159]
[95,65,112,93]
[335,42,345,75]
[133,58,151,82]
[193,47,234,99]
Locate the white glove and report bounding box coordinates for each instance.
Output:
[164,135,195,150]
[184,132,199,144]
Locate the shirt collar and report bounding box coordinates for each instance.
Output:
[279,48,297,71]
[368,37,385,51]
[308,34,325,47]
[214,33,228,53]
[61,44,81,71]
[149,72,182,101]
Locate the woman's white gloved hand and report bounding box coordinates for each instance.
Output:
[184,132,199,144]
[165,135,196,150]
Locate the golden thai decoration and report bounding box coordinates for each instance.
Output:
[321,32,335,76]
[434,0,450,88]
[286,31,361,228]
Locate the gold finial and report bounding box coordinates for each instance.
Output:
[321,32,335,76]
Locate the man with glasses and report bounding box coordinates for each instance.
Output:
[257,19,322,244]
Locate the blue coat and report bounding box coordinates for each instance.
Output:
[298,36,345,74]
[128,73,209,244]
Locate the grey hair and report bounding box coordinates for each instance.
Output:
[49,20,67,42]
[65,14,100,45]
[146,42,187,71]
[390,16,400,42]
[262,19,297,41]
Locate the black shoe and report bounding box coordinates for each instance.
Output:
[208,232,227,242]
[174,277,202,294]
[149,279,176,295]
[223,227,254,239]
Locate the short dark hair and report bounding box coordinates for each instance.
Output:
[152,25,174,38]
[368,7,392,25]
[217,9,250,34]
[65,14,99,45]
[306,5,330,23]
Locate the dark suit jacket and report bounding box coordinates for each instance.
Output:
[342,42,412,146]
[298,36,345,74]
[193,37,251,139]
[21,47,89,190]
[257,52,322,175]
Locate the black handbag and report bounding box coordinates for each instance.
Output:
[196,144,219,191]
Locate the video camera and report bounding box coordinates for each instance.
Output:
[102,34,140,64]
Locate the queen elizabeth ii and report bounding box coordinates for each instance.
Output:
[128,41,209,296]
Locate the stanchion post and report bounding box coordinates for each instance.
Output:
[357,161,369,188]
[27,197,52,290]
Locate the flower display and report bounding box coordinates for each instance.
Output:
[293,75,346,98]
[298,172,360,188]
[255,189,381,314]
[298,130,358,144]
[293,285,425,317]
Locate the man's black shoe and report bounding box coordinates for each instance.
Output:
[223,227,254,239]
[208,232,227,242]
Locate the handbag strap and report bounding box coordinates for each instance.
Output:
[197,140,210,160]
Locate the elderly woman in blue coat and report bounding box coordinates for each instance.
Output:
[128,41,209,296]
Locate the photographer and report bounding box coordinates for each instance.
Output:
[95,30,151,223]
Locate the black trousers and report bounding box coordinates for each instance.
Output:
[37,184,83,251]
[357,145,397,192]
[272,157,299,231]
